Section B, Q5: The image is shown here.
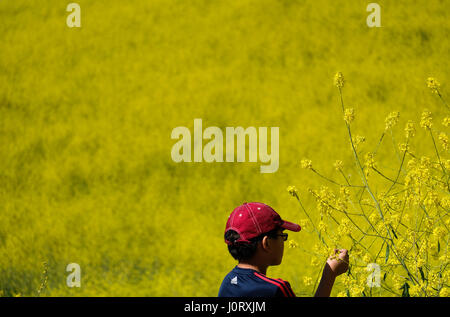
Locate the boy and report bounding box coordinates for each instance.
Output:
[218,202,349,297]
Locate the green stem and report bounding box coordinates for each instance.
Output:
[294,193,328,248]
[338,88,419,285]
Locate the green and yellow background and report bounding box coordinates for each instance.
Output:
[0,0,448,296]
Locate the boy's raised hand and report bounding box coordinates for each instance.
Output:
[326,249,349,277]
[314,249,350,296]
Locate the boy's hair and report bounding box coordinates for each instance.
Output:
[224,228,280,261]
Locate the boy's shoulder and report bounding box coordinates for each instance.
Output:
[218,266,295,297]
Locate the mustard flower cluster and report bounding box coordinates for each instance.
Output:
[334,72,345,89]
[287,185,299,197]
[385,111,400,131]
[344,108,355,125]
[352,135,365,150]
[420,109,433,129]
[287,74,449,297]
[438,132,448,151]
[427,77,440,94]
[333,160,344,171]
[300,159,313,170]
[405,120,416,139]
[363,152,376,177]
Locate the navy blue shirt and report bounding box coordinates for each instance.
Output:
[218,266,296,297]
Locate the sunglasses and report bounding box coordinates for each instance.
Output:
[275,233,288,241]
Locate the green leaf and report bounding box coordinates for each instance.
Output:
[419,267,426,282]
[391,227,398,239]
[401,282,410,297]
[385,244,390,264]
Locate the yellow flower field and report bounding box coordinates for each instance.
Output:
[0,0,448,296]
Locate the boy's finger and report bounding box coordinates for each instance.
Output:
[339,249,349,261]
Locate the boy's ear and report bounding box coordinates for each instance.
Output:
[261,236,271,252]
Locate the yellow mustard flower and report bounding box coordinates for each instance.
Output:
[318,221,327,233]
[427,77,440,94]
[410,283,424,297]
[352,135,365,149]
[299,219,309,230]
[334,72,345,89]
[439,132,448,150]
[432,226,446,240]
[303,276,313,286]
[385,111,400,131]
[439,287,449,297]
[405,120,416,139]
[344,108,355,125]
[333,160,344,171]
[420,109,433,129]
[300,159,313,170]
[287,185,298,197]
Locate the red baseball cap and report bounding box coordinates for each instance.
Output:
[224,202,301,245]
